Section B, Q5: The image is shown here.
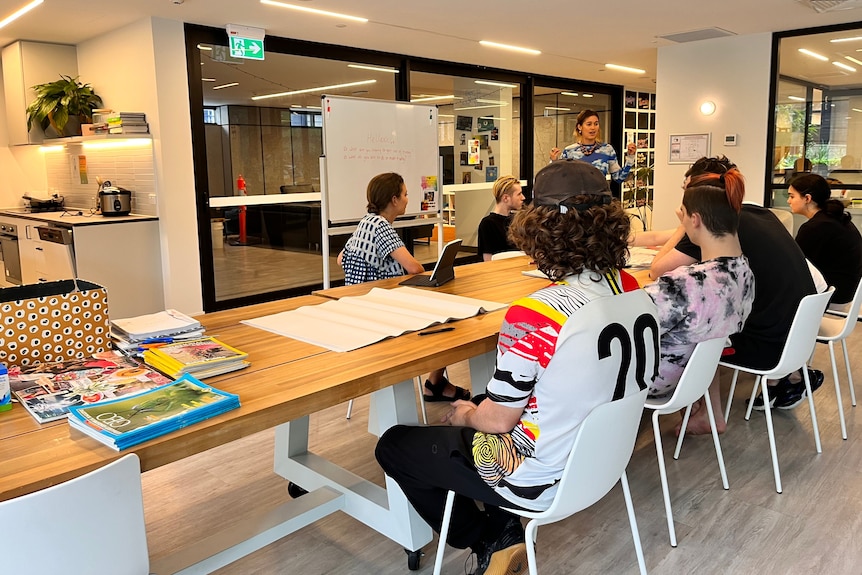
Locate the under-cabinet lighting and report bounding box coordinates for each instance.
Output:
[260,0,368,23]
[253,79,376,100]
[38,145,63,153]
[82,139,152,150]
[0,0,43,30]
[213,82,239,90]
[798,48,829,61]
[833,61,856,72]
[605,63,646,74]
[348,64,398,73]
[474,80,518,88]
[479,40,541,55]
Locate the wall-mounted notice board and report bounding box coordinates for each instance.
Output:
[321,95,441,224]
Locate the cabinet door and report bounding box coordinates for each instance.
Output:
[17,223,41,284]
[36,241,74,282]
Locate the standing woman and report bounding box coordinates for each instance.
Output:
[549,109,636,184]
[787,173,862,310]
[338,172,470,401]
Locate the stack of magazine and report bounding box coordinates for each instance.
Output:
[67,374,240,451]
[143,336,249,379]
[111,309,205,351]
[9,352,171,424]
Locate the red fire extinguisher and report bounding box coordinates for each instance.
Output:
[237,174,247,244]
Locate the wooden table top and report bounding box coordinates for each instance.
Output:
[0,260,650,501]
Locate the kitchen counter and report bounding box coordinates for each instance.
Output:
[0,208,157,227]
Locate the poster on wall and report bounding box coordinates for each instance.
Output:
[477,118,494,132]
[486,166,498,181]
[468,139,480,165]
[419,175,438,212]
[668,133,710,164]
[456,116,473,131]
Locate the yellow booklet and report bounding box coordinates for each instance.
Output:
[143,337,248,376]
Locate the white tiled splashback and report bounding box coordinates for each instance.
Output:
[43,142,157,216]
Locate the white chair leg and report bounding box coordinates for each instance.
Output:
[432,490,456,575]
[673,404,692,460]
[524,520,540,575]
[620,471,648,575]
[724,369,740,422]
[842,339,856,407]
[760,377,782,493]
[702,391,729,490]
[801,365,823,452]
[745,375,762,421]
[345,399,354,420]
[652,411,677,547]
[415,376,428,425]
[828,342,848,440]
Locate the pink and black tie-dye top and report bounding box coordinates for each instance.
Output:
[643,256,755,397]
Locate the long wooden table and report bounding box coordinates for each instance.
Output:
[0,257,551,574]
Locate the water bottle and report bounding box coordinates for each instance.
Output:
[0,362,11,412]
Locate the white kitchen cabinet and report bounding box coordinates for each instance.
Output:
[16,222,74,283]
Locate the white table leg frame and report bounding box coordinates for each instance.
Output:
[273,379,432,552]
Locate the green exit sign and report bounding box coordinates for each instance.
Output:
[229,37,265,60]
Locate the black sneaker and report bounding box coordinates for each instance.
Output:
[471,517,527,575]
[749,376,806,411]
[807,369,825,394]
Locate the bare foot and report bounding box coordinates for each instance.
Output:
[674,399,727,436]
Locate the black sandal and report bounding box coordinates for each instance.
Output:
[423,376,471,403]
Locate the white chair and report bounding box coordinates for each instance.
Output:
[717,288,835,493]
[432,388,649,575]
[816,277,862,439]
[645,337,728,547]
[490,250,526,261]
[767,207,795,235]
[0,454,149,575]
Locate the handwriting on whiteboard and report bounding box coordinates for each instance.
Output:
[343,145,414,163]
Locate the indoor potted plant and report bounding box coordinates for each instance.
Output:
[26,75,103,138]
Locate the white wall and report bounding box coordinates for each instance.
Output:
[653,33,772,230]
[78,17,202,315]
[0,67,47,206]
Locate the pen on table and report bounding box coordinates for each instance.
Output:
[141,337,174,344]
[419,327,455,336]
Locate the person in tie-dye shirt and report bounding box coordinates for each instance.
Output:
[644,168,755,425]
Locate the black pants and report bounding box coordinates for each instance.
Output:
[375,424,520,550]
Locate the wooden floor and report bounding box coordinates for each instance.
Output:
[143,326,862,574]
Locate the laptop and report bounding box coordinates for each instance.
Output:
[399,239,462,287]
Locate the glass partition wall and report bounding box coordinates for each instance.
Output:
[186,25,625,311]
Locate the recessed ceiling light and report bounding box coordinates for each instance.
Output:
[788,96,806,101]
[561,92,579,97]
[846,56,862,66]
[831,36,862,43]
[605,63,646,74]
[252,79,377,100]
[260,0,367,22]
[474,80,518,88]
[213,82,239,90]
[479,40,541,55]
[0,0,43,30]
[798,48,828,61]
[202,78,216,82]
[544,107,570,111]
[347,64,398,73]
[410,94,455,103]
[833,61,856,72]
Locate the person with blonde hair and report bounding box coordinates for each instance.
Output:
[477,175,525,261]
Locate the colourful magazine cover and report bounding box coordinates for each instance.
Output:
[143,337,247,373]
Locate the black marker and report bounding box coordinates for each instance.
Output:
[419,327,455,336]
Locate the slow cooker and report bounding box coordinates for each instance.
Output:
[99,185,132,216]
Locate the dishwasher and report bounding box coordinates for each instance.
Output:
[35,225,77,279]
[0,221,22,286]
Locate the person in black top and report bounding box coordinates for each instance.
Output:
[477,175,524,261]
[650,156,818,431]
[786,173,862,309]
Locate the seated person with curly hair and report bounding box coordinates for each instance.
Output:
[375,160,658,575]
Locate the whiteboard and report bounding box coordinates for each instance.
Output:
[321,95,441,223]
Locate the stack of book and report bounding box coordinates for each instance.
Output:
[9,351,171,424]
[111,309,205,352]
[67,374,240,451]
[96,112,149,135]
[143,336,249,379]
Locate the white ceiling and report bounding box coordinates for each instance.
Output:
[3,0,862,102]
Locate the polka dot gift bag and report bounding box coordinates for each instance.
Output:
[0,279,110,367]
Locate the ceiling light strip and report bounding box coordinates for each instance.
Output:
[474,80,518,88]
[833,61,856,72]
[213,82,240,90]
[260,0,367,23]
[845,56,862,66]
[831,36,862,43]
[798,48,829,61]
[544,107,570,111]
[410,94,455,103]
[347,64,398,73]
[788,96,806,102]
[560,92,579,97]
[605,63,646,74]
[479,40,541,55]
[0,0,43,29]
[252,79,377,100]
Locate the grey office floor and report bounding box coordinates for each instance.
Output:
[143,326,862,574]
